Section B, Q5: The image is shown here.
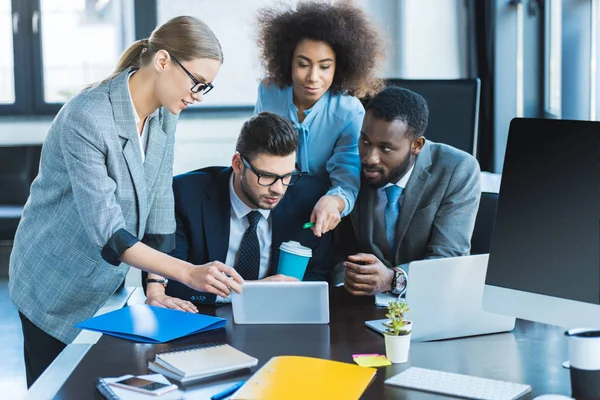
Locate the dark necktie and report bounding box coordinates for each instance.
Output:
[235,211,262,280]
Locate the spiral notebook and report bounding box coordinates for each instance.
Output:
[147,343,258,385]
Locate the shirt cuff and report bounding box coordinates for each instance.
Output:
[101,228,139,266]
[142,233,176,253]
[325,187,351,217]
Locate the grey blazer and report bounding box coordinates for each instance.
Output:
[9,68,178,343]
[335,140,481,273]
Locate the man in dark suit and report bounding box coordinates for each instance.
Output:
[145,112,331,309]
[335,87,481,298]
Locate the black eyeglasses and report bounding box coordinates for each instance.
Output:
[239,154,302,186]
[171,55,214,95]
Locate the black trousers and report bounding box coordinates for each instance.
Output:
[19,312,66,388]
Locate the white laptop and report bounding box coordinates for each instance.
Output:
[231,281,329,324]
[366,254,515,341]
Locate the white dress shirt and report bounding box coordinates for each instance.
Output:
[373,165,415,254]
[127,71,158,162]
[217,174,273,303]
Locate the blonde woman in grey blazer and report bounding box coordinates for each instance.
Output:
[9,16,243,387]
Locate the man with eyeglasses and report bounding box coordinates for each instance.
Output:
[144,112,332,309]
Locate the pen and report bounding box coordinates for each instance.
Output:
[210,380,246,400]
[303,222,315,229]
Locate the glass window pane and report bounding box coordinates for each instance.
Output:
[0,0,15,104]
[40,0,134,103]
[157,0,298,108]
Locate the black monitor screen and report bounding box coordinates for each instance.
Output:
[486,118,600,305]
[386,79,480,155]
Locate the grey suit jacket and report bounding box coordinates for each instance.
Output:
[335,140,481,273]
[9,68,178,343]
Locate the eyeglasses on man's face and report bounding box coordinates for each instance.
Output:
[239,154,302,186]
[171,55,214,95]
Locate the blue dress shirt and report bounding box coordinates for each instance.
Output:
[255,82,364,216]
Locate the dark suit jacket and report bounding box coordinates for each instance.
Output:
[164,167,332,304]
[334,141,481,275]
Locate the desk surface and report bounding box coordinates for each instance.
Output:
[55,288,571,399]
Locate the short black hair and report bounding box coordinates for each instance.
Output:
[366,86,429,139]
[236,112,298,161]
[256,1,385,98]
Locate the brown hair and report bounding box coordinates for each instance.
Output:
[91,15,222,88]
[236,112,299,161]
[257,1,385,98]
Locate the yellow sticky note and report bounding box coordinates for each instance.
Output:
[353,355,392,367]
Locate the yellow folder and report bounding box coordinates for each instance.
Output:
[231,356,377,400]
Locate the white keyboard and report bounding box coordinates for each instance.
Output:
[385,367,532,400]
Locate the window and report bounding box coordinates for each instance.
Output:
[39,0,134,103]
[157,0,298,108]
[0,0,135,115]
[544,0,561,118]
[0,0,14,104]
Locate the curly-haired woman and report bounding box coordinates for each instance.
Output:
[255,1,386,237]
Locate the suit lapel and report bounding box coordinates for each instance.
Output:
[393,142,432,261]
[269,201,286,276]
[357,185,387,262]
[202,168,231,263]
[110,69,148,237]
[144,117,167,192]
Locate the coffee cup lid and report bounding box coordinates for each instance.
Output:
[279,241,312,257]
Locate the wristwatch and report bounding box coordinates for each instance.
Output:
[146,278,168,288]
[389,267,407,296]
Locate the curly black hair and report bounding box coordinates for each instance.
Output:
[367,87,429,140]
[256,1,386,98]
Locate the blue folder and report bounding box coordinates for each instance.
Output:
[75,304,226,343]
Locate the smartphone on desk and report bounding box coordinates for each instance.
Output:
[109,376,178,396]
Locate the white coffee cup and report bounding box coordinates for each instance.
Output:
[565,328,600,398]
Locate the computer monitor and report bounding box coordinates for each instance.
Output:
[385,79,481,156]
[482,118,600,329]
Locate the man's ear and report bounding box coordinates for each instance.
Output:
[411,137,426,155]
[232,153,243,174]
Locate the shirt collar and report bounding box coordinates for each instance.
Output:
[382,164,415,191]
[287,85,331,124]
[127,70,159,125]
[229,173,271,221]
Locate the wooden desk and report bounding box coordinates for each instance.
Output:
[54,288,572,399]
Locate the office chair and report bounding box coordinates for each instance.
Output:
[0,145,42,241]
[363,79,481,156]
[471,192,498,255]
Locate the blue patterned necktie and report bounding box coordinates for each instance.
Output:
[235,211,262,280]
[385,185,403,249]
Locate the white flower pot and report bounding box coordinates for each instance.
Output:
[384,321,412,364]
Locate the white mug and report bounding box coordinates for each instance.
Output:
[565,328,600,399]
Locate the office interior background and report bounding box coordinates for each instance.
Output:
[0,0,597,397]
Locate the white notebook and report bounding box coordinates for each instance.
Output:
[148,343,258,384]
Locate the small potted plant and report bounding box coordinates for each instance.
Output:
[383,301,412,363]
